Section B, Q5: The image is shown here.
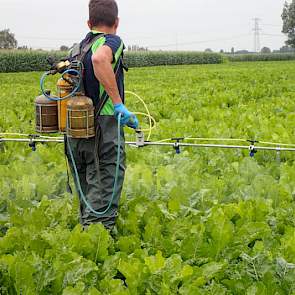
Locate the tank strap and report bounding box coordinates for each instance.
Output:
[70,33,105,61]
[80,34,106,62]
[70,33,106,94]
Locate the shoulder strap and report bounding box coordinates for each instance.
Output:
[69,33,105,95]
[70,33,105,62]
[81,34,105,61]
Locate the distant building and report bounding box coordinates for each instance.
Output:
[128,45,149,52]
[235,50,250,54]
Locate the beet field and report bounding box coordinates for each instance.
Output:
[0,61,295,294]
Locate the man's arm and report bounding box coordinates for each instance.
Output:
[91,45,122,105]
[91,44,138,129]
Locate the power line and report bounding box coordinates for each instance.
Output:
[147,33,251,49]
[262,24,282,27]
[262,33,285,37]
[16,35,79,42]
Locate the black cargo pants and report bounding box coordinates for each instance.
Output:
[65,116,125,229]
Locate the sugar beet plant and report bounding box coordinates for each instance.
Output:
[0,61,295,294]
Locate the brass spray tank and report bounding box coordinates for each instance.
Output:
[36,58,95,139]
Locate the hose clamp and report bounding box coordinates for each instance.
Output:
[29,134,39,152]
[136,131,145,147]
[248,140,258,157]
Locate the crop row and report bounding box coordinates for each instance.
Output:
[228,53,295,62]
[0,50,224,73]
[1,50,295,73]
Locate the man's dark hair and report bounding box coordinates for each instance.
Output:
[89,0,118,27]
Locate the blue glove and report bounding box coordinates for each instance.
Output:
[127,114,139,129]
[114,103,139,129]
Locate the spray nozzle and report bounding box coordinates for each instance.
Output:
[136,131,145,147]
[247,140,259,157]
[46,56,71,75]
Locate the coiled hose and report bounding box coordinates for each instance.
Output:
[40,69,82,101]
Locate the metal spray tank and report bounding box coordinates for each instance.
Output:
[36,58,95,139]
[35,90,59,133]
[66,93,95,139]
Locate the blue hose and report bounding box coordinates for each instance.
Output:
[40,69,81,101]
[66,114,122,216]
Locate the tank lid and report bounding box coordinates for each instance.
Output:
[67,95,94,110]
[35,91,57,104]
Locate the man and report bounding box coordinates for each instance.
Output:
[66,0,138,230]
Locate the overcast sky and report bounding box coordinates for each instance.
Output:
[1,0,287,52]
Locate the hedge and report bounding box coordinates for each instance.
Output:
[124,51,225,67]
[0,51,65,73]
[0,50,225,73]
[228,53,295,62]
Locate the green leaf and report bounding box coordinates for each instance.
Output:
[204,207,234,258]
[145,251,165,273]
[69,223,111,262]
[246,282,267,295]
[200,261,227,281]
[116,235,141,254]
[117,257,149,293]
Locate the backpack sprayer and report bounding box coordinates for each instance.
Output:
[37,58,95,138]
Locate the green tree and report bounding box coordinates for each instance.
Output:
[282,1,295,47]
[280,45,295,52]
[0,29,17,49]
[261,47,271,53]
[60,45,69,51]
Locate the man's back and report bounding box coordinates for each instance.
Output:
[81,31,125,115]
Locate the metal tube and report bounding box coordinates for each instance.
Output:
[125,141,295,152]
[255,146,295,152]
[0,138,64,143]
[1,138,295,152]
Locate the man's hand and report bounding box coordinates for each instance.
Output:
[114,103,139,129]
